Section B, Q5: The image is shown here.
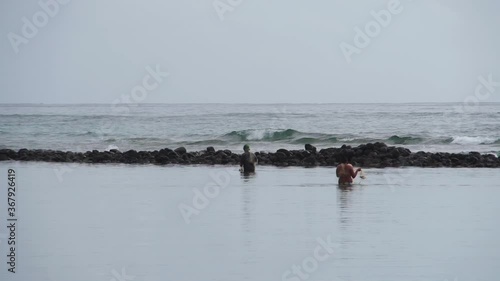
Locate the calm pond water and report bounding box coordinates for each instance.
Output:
[0,162,499,281]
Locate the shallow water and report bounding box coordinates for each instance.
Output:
[0,162,499,281]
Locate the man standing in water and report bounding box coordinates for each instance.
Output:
[336,155,361,185]
[240,144,257,173]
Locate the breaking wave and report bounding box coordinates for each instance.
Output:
[218,130,500,146]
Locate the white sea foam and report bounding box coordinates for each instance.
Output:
[451,136,497,145]
[105,144,120,151]
[246,129,268,141]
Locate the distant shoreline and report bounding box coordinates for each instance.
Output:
[1,143,498,168]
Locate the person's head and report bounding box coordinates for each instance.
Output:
[340,155,349,164]
[243,144,250,152]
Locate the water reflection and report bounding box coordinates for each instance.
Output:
[336,184,355,256]
[241,185,256,228]
[240,172,256,182]
[337,185,353,225]
[240,173,257,268]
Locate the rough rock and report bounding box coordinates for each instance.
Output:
[0,143,498,168]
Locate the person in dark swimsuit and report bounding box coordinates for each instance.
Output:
[336,155,361,185]
[240,144,257,173]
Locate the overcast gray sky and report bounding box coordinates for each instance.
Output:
[1,0,499,103]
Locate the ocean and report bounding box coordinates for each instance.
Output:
[1,103,499,154]
[0,103,499,281]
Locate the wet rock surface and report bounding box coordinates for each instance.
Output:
[0,143,498,168]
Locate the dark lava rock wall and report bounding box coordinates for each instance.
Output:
[0,143,498,168]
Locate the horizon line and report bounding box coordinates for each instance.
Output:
[1,101,500,105]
